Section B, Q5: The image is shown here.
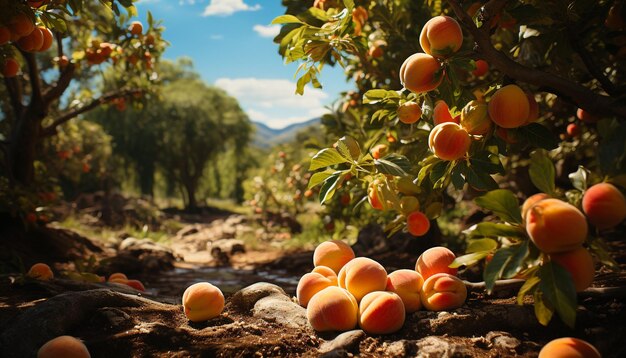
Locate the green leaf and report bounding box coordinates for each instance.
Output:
[460,161,499,191]
[468,222,526,239]
[449,251,490,268]
[533,289,555,326]
[309,148,349,171]
[588,238,620,271]
[430,160,449,188]
[529,149,556,195]
[363,89,400,104]
[474,189,523,224]
[501,241,529,279]
[483,246,515,293]
[568,166,590,192]
[538,262,578,328]
[518,123,559,150]
[517,275,540,305]
[470,150,505,175]
[466,238,498,253]
[272,15,304,25]
[375,154,411,176]
[308,170,335,189]
[318,173,341,204]
[343,0,355,11]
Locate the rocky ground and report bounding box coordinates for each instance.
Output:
[0,207,625,357]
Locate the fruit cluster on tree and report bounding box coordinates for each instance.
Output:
[0,0,166,221]
[274,0,626,327]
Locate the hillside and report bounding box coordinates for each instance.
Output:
[252,118,320,149]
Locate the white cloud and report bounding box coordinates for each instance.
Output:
[203,0,261,17]
[215,78,329,129]
[253,24,280,38]
[210,34,224,40]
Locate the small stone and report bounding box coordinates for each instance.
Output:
[231,282,288,311]
[486,331,521,350]
[319,330,366,354]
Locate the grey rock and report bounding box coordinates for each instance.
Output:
[415,336,472,358]
[486,331,521,351]
[231,282,287,311]
[319,330,366,354]
[252,296,308,329]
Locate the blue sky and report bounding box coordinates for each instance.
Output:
[135,0,353,129]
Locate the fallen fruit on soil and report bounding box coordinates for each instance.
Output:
[582,182,626,230]
[538,337,601,358]
[358,291,406,334]
[297,271,338,308]
[549,247,595,292]
[313,240,355,274]
[385,269,424,313]
[415,246,458,280]
[27,263,54,280]
[125,279,146,291]
[525,198,588,254]
[306,286,358,332]
[182,282,225,322]
[37,335,91,358]
[420,273,467,311]
[338,257,388,302]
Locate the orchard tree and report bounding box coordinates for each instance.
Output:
[274,0,625,328]
[0,0,166,219]
[155,78,252,211]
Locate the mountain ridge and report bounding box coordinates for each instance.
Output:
[252,118,320,149]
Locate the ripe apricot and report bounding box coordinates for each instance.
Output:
[313,240,355,274]
[415,246,458,280]
[521,193,549,221]
[108,272,128,281]
[182,282,225,322]
[549,247,595,292]
[428,122,471,161]
[488,84,530,128]
[460,100,492,135]
[125,279,146,291]
[567,123,581,137]
[311,265,338,283]
[525,198,588,254]
[37,336,91,358]
[17,27,44,52]
[419,16,463,58]
[370,143,388,159]
[397,101,422,124]
[385,269,424,312]
[433,100,459,125]
[358,291,406,334]
[420,273,467,311]
[307,286,358,332]
[10,13,35,37]
[27,263,54,280]
[368,180,384,210]
[2,58,20,77]
[399,52,444,93]
[129,21,143,36]
[582,182,626,229]
[472,59,489,77]
[338,257,388,302]
[577,108,599,123]
[406,211,430,236]
[38,27,54,52]
[538,337,601,358]
[297,271,338,308]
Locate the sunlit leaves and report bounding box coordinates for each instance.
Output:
[474,189,523,224]
[529,149,556,195]
[538,262,577,328]
[309,148,350,171]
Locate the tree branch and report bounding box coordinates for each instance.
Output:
[567,24,618,96]
[3,76,24,119]
[40,89,142,137]
[21,51,45,115]
[42,62,76,106]
[446,0,626,119]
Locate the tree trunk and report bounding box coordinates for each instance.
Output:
[183,180,198,211]
[137,161,155,197]
[9,109,41,186]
